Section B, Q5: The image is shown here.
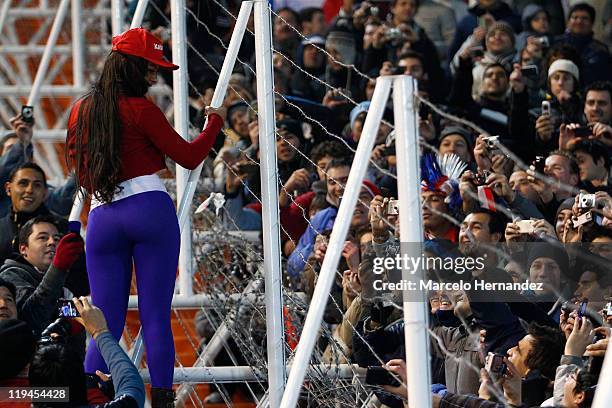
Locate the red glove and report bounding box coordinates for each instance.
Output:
[53,232,84,271]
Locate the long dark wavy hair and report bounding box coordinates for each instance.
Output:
[73,51,151,203]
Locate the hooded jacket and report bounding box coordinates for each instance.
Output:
[0,257,71,336]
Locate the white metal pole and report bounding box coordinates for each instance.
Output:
[139,364,361,383]
[71,0,84,87]
[68,188,86,224]
[175,1,253,232]
[279,76,393,408]
[27,0,69,107]
[253,1,285,405]
[592,338,612,407]
[393,75,431,408]
[26,0,70,183]
[130,0,149,28]
[111,0,123,36]
[170,0,193,296]
[0,0,11,36]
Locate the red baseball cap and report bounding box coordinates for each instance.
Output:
[111,28,179,70]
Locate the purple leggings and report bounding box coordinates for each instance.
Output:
[84,191,179,388]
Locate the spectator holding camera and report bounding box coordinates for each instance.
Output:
[28,297,145,408]
[0,215,83,336]
[1,117,77,219]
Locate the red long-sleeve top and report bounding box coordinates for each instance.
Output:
[67,96,224,193]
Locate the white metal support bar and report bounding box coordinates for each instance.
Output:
[27,0,69,107]
[175,0,253,232]
[130,0,149,28]
[279,76,393,408]
[139,365,362,384]
[392,75,432,408]
[0,0,11,36]
[71,0,84,87]
[26,0,70,183]
[170,0,192,296]
[592,336,612,407]
[253,1,285,406]
[111,0,123,35]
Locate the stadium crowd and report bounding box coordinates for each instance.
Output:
[1,0,612,407]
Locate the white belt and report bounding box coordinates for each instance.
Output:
[90,174,168,211]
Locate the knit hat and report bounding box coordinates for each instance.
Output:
[0,319,36,380]
[276,118,304,141]
[526,242,569,278]
[555,197,575,221]
[439,126,474,148]
[226,101,248,127]
[325,30,356,65]
[548,59,580,82]
[487,21,516,46]
[350,101,370,129]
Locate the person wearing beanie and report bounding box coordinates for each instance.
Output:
[451,20,516,99]
[323,27,362,102]
[0,318,35,380]
[448,0,521,65]
[438,126,474,164]
[291,35,327,102]
[554,197,576,239]
[225,100,250,143]
[515,4,551,52]
[508,57,583,163]
[526,241,570,298]
[554,2,611,86]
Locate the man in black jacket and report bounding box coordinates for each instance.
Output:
[0,215,83,336]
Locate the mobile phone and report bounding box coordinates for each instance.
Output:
[485,352,507,376]
[419,102,431,120]
[573,126,593,137]
[389,66,405,75]
[383,145,396,156]
[577,300,588,319]
[365,366,400,386]
[521,65,539,80]
[533,155,545,174]
[541,101,551,116]
[21,105,34,124]
[58,299,80,317]
[470,46,484,58]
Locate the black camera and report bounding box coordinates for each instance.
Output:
[21,105,34,124]
[419,102,431,120]
[38,318,75,345]
[473,170,490,186]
